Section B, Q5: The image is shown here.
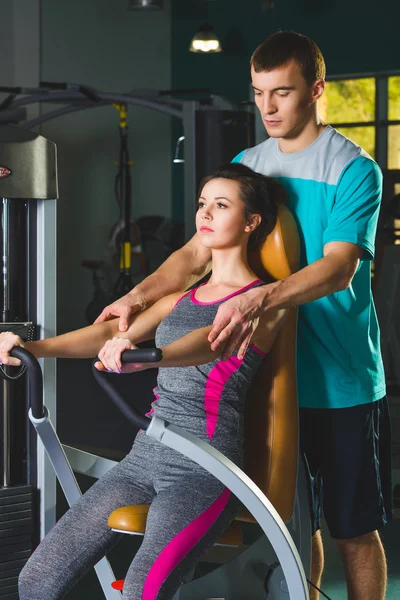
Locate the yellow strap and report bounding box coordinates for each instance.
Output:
[113,103,128,129]
[120,242,131,269]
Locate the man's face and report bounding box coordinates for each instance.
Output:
[251,60,324,140]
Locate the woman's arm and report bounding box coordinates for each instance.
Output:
[0,292,181,366]
[97,325,224,373]
[156,306,288,367]
[98,308,288,374]
[156,326,223,367]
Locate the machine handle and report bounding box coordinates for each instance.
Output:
[8,346,162,429]
[9,347,44,419]
[120,348,162,364]
[92,348,163,432]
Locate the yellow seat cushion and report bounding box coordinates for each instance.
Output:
[108,504,243,546]
[108,504,150,534]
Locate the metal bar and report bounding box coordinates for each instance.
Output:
[35,199,57,538]
[2,199,10,321]
[2,378,11,487]
[182,101,198,240]
[1,198,10,488]
[29,412,121,599]
[328,120,377,128]
[5,92,182,120]
[327,70,400,81]
[62,445,117,479]
[22,103,107,130]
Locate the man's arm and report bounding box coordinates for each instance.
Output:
[209,156,382,359]
[208,241,363,359]
[259,241,363,311]
[94,234,211,331]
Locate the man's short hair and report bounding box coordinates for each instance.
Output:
[251,31,326,86]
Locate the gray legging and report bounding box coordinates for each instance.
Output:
[19,431,241,600]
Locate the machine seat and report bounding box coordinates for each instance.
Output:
[108,505,243,546]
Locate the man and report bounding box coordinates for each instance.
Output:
[96,31,393,600]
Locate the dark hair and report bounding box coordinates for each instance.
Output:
[198,163,287,250]
[251,31,326,86]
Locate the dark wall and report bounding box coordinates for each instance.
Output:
[171,0,400,103]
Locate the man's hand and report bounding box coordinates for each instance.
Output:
[208,286,269,360]
[94,290,146,332]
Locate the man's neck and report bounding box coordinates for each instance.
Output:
[278,119,326,154]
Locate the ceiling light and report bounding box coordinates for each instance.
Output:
[189,23,222,54]
[128,0,163,9]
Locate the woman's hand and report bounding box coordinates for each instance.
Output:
[94,337,147,374]
[0,332,25,366]
[94,289,146,332]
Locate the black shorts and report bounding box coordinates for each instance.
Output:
[300,397,394,540]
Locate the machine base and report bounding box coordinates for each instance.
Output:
[0,485,35,600]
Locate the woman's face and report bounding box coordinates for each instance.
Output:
[196,178,259,249]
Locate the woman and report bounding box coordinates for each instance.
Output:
[0,163,288,600]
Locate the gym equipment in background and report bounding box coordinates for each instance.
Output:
[0,84,254,240]
[0,84,254,324]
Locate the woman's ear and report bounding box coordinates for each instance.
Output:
[245,214,262,233]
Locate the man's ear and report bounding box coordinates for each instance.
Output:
[311,78,325,104]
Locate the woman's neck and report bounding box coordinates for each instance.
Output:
[208,246,257,288]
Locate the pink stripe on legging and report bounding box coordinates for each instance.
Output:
[204,356,243,440]
[142,488,231,600]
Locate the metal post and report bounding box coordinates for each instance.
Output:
[2,198,10,487]
[183,101,198,240]
[36,198,57,538]
[2,198,10,322]
[2,379,10,487]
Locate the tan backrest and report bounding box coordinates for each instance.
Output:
[241,202,300,524]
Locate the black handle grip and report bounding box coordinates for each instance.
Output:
[9,348,44,419]
[121,348,162,363]
[92,347,163,431]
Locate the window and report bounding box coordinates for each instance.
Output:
[320,74,400,268]
[319,73,400,170]
[322,78,376,124]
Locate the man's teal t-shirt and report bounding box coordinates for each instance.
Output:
[233,125,386,409]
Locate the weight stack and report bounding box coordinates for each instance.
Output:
[0,485,35,599]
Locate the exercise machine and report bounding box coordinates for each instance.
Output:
[0,124,57,599]
[6,199,317,599]
[11,345,310,599]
